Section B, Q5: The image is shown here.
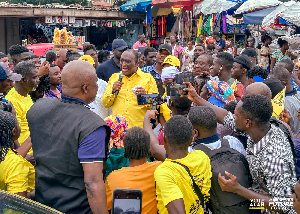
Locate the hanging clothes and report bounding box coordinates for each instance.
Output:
[222,12,227,33]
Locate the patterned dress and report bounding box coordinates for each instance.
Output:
[259,46,271,69]
[271,49,291,68]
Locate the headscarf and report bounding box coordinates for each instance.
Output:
[206,36,214,44]
[207,80,237,107]
[161,66,180,82]
[104,114,128,149]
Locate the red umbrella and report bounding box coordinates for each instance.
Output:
[152,0,204,8]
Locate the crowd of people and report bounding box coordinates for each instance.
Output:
[1,31,300,214]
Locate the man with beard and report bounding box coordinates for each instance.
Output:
[96,39,128,82]
[5,61,39,155]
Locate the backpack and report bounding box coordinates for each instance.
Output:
[194,139,258,214]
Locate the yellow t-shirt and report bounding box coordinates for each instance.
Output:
[105,161,161,214]
[102,68,158,128]
[6,88,33,154]
[0,150,35,193]
[154,151,212,214]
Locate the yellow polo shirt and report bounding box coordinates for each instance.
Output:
[102,68,158,128]
[154,151,212,214]
[0,149,35,193]
[6,88,33,154]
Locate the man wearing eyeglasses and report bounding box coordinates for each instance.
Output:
[96,39,128,82]
[102,49,158,128]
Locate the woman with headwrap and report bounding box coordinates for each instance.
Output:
[0,110,35,197]
[104,114,129,177]
[201,80,237,107]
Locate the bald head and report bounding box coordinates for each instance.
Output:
[56,49,68,69]
[245,82,272,100]
[62,60,98,104]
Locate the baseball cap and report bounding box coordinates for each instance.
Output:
[0,62,22,81]
[162,55,180,67]
[78,55,95,65]
[112,39,128,51]
[158,44,172,54]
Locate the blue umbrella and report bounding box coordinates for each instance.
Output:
[120,0,152,11]
[243,6,277,25]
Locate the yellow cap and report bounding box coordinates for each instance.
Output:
[78,55,95,65]
[162,55,180,67]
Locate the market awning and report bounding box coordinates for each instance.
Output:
[235,0,281,14]
[262,1,300,28]
[193,0,237,15]
[243,6,277,25]
[120,0,152,11]
[152,0,204,8]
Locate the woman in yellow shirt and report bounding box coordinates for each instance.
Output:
[0,110,35,198]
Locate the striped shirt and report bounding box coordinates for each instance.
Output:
[223,112,297,214]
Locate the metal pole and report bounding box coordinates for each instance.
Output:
[179,0,181,39]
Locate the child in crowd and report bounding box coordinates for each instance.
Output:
[0,110,35,198]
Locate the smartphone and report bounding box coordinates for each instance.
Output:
[137,94,159,105]
[175,72,194,84]
[167,84,188,96]
[112,189,142,214]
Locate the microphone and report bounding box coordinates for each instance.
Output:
[115,73,124,98]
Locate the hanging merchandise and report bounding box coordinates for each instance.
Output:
[222,12,227,33]
[146,4,152,24]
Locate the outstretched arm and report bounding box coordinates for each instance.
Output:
[183,82,228,124]
[143,110,166,161]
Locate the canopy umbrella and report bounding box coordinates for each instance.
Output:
[235,0,281,14]
[193,0,237,15]
[262,1,300,28]
[120,0,152,11]
[152,0,204,8]
[243,6,277,25]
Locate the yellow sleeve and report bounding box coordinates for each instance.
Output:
[101,76,117,108]
[146,75,158,94]
[5,159,30,193]
[160,103,171,122]
[8,100,22,128]
[154,166,183,207]
[105,177,113,210]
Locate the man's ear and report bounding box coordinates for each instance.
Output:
[20,77,26,84]
[245,119,252,128]
[82,84,88,94]
[282,80,287,86]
